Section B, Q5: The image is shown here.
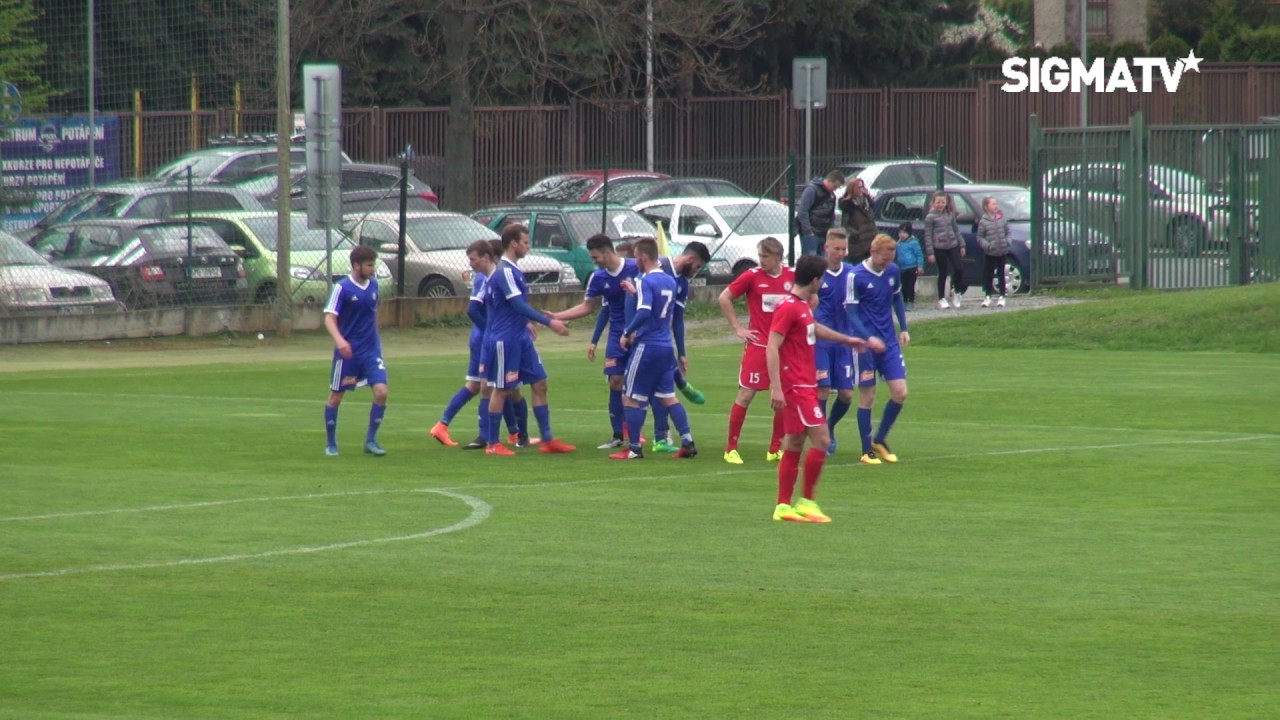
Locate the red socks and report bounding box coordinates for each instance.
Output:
[769,411,786,453]
[802,448,826,499]
[726,402,748,452]
[777,449,802,505]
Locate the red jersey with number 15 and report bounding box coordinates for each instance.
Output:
[727,266,796,347]
[769,293,818,389]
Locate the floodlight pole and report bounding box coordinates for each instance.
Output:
[645,0,654,172]
[1080,0,1088,127]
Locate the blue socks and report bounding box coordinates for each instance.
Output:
[441,386,476,425]
[504,398,519,435]
[624,405,647,452]
[875,400,903,444]
[828,397,851,432]
[857,407,873,454]
[667,403,692,442]
[609,389,624,436]
[324,405,338,447]
[367,403,386,444]
[533,404,552,442]
[512,399,529,439]
[651,397,670,440]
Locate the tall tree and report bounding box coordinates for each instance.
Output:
[0,0,51,118]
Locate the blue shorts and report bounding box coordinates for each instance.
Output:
[815,343,854,390]
[481,335,548,390]
[603,334,628,377]
[623,342,675,403]
[330,349,388,392]
[856,344,907,386]
[466,334,484,382]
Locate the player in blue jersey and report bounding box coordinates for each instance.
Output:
[429,240,522,449]
[479,223,576,456]
[549,234,640,449]
[323,246,389,457]
[847,233,911,465]
[645,241,710,449]
[812,228,858,456]
[610,238,698,460]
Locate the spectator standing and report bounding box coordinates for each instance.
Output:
[795,170,844,256]
[922,191,966,309]
[839,178,877,264]
[894,223,924,309]
[975,196,1011,308]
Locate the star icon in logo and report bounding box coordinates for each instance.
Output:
[1179,49,1202,74]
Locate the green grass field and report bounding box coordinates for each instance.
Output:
[2,287,1278,719]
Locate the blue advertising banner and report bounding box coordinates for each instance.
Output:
[1,116,122,232]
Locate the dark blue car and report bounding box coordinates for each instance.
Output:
[872,184,1113,294]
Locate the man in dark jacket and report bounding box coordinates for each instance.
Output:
[796,170,844,256]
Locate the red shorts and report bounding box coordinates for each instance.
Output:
[738,343,770,390]
[783,387,824,436]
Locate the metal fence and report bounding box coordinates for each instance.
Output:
[51,65,1280,207]
[1030,112,1280,290]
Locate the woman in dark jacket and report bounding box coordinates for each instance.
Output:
[839,178,877,263]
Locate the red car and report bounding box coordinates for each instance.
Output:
[514,170,669,203]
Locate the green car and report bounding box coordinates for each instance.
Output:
[470,203,659,285]
[184,211,395,305]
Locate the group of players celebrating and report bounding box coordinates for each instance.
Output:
[323,223,911,523]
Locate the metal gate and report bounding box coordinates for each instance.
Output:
[1030,112,1280,290]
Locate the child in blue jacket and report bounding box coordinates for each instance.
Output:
[894,223,924,308]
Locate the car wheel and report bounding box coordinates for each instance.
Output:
[1003,258,1026,295]
[731,260,757,277]
[1167,217,1205,257]
[254,283,278,306]
[418,277,456,298]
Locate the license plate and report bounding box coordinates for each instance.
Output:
[189,266,222,279]
[529,285,559,294]
[689,277,707,286]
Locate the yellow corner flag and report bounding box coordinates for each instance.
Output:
[655,219,670,257]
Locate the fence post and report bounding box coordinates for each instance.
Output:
[1129,111,1149,290]
[133,90,143,178]
[787,151,797,266]
[1028,114,1042,280]
[1228,129,1248,286]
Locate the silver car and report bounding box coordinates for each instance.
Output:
[0,232,122,315]
[1044,163,1234,257]
[344,211,579,297]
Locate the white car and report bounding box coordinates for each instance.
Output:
[633,196,795,278]
[833,159,974,196]
[0,232,122,315]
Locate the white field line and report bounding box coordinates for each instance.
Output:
[2,434,1272,581]
[0,489,490,582]
[6,389,1280,439]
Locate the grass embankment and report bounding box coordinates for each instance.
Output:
[917,284,1280,353]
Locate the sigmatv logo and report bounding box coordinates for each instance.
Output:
[1001,50,1202,93]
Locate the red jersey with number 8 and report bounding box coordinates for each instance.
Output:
[769,293,818,389]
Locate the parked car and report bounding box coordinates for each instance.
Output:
[513,170,669,203]
[872,184,1113,294]
[834,159,975,195]
[151,134,352,185]
[632,196,792,280]
[1042,162,1240,256]
[183,211,395,305]
[344,211,579,298]
[471,203,730,284]
[0,232,122,315]
[240,163,439,214]
[605,177,750,206]
[15,182,265,242]
[26,219,247,309]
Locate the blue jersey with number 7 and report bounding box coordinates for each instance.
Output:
[631,269,677,348]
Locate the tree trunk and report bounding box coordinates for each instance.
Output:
[440,10,477,213]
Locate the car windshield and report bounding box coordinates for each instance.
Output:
[155,155,228,181]
[404,216,499,251]
[242,216,345,251]
[0,235,51,266]
[515,176,598,202]
[565,209,655,240]
[41,192,134,226]
[608,181,678,205]
[716,202,790,234]
[978,190,1033,222]
[136,225,230,255]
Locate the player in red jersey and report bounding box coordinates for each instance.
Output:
[716,237,796,465]
[767,255,884,522]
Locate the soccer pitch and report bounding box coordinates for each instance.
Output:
[1,330,1277,719]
